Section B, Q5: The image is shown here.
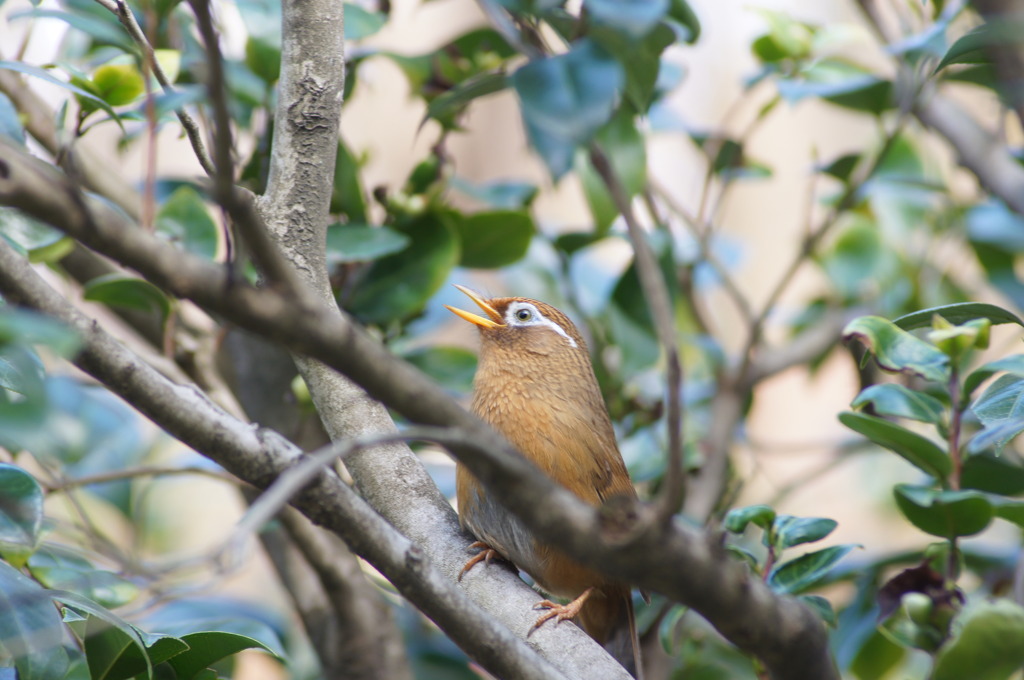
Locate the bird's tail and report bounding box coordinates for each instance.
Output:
[578,587,642,679]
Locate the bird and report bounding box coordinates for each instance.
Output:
[446,284,642,677]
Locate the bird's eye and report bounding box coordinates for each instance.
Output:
[515,308,532,322]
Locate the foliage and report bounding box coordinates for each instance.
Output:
[1,0,1024,678]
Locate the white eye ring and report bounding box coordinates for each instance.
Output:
[505,302,577,348]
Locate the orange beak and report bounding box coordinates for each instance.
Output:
[445,284,504,329]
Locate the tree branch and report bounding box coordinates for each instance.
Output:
[0,68,140,219]
[589,144,686,520]
[251,2,631,676]
[0,138,837,680]
[186,0,304,292]
[276,505,412,680]
[0,236,569,680]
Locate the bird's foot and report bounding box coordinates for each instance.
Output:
[458,541,501,581]
[529,587,595,636]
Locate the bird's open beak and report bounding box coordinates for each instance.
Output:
[445,285,504,329]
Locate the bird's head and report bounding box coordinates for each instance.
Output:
[445,285,588,360]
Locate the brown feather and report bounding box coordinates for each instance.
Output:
[454,295,641,677]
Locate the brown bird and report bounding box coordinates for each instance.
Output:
[446,285,641,677]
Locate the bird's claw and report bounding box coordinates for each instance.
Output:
[458,541,500,581]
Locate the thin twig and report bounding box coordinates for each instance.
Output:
[650,179,756,327]
[589,143,685,519]
[44,465,236,492]
[226,427,470,562]
[103,0,216,176]
[187,0,304,292]
[736,110,912,388]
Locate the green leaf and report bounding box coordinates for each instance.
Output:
[821,219,892,299]
[771,515,838,550]
[0,561,70,680]
[449,178,538,210]
[0,464,44,567]
[819,153,859,182]
[578,108,647,234]
[893,485,994,539]
[330,140,367,222]
[513,40,623,179]
[424,70,508,129]
[724,504,776,533]
[83,615,186,680]
[839,411,951,481]
[843,316,950,382]
[893,303,1024,332]
[965,355,1024,398]
[455,210,534,269]
[800,594,837,626]
[344,3,386,40]
[83,275,172,323]
[961,453,1024,496]
[936,18,1024,71]
[752,8,815,62]
[777,59,893,115]
[667,0,700,43]
[851,384,945,423]
[245,37,281,84]
[989,496,1024,528]
[326,223,410,264]
[768,544,857,595]
[590,22,676,112]
[402,346,477,394]
[850,628,905,680]
[933,598,1024,680]
[0,308,80,358]
[0,209,64,256]
[9,9,133,51]
[28,545,138,609]
[155,186,219,260]
[586,0,669,40]
[167,629,280,680]
[969,374,1024,455]
[0,92,25,145]
[348,212,459,324]
[51,590,152,680]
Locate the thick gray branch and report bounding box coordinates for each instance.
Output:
[0,236,566,680]
[0,140,836,680]
[914,92,1024,215]
[254,2,630,676]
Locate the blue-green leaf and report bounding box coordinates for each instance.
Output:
[851,384,945,423]
[965,354,1024,400]
[771,515,838,550]
[585,0,669,40]
[0,561,69,680]
[724,504,775,533]
[0,464,44,567]
[969,375,1024,455]
[843,316,950,382]
[768,544,857,595]
[513,40,623,179]
[344,3,386,41]
[326,223,410,264]
[155,186,219,260]
[839,411,951,481]
[933,598,1024,680]
[83,275,172,324]
[893,484,994,538]
[893,303,1024,332]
